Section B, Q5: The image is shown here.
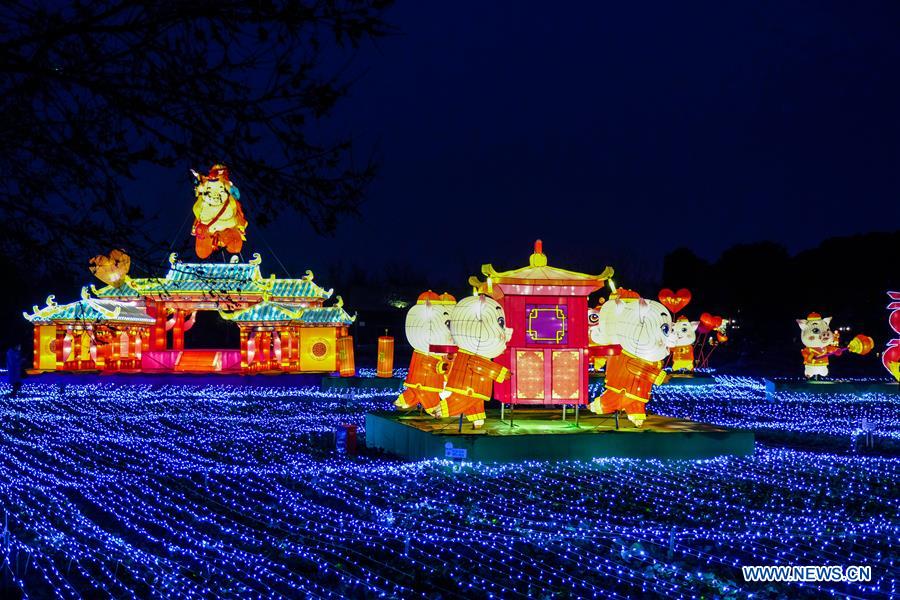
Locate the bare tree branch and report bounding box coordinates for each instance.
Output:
[0,0,393,272]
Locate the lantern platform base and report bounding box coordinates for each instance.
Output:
[366,409,754,462]
[590,373,717,386]
[763,377,899,400]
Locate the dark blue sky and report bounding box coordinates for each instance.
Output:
[138,1,900,282]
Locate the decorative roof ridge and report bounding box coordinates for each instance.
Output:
[481,262,614,283]
[217,300,304,322]
[479,241,613,286]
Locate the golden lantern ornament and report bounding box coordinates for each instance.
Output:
[337,335,356,377]
[376,332,394,378]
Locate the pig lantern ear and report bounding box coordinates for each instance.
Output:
[637,298,650,322]
[822,316,832,326]
[690,321,699,331]
[796,319,807,329]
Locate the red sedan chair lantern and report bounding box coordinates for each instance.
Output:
[470,240,613,406]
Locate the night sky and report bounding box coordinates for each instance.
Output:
[132,1,900,282]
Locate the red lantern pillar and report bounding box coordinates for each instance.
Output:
[279,330,291,370]
[240,328,249,371]
[290,327,300,370]
[260,330,271,368]
[32,327,40,370]
[55,326,64,370]
[151,301,166,351]
[172,309,185,351]
[109,329,120,370]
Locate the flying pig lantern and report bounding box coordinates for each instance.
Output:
[191,164,248,259]
[588,289,676,427]
[440,294,512,428]
[797,312,873,379]
[884,291,900,382]
[671,315,699,372]
[395,291,457,415]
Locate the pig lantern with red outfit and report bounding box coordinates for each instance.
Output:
[395,291,457,416]
[439,294,513,428]
[797,313,840,379]
[671,315,699,372]
[588,290,676,427]
[797,312,874,379]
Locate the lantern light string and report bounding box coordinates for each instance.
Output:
[0,377,896,598]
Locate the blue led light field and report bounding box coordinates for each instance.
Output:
[0,378,896,598]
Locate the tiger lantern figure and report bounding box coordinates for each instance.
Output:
[671,315,699,372]
[439,294,513,428]
[191,164,248,259]
[395,291,457,416]
[588,290,676,427]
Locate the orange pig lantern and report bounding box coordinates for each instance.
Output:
[396,291,457,415]
[191,164,248,259]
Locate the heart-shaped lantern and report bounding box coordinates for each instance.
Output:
[89,249,131,287]
[698,312,723,334]
[658,288,692,314]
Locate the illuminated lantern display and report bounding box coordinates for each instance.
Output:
[671,315,699,372]
[797,312,873,379]
[588,290,676,427]
[395,291,457,415]
[191,164,248,259]
[470,240,613,406]
[885,291,900,382]
[797,312,841,379]
[697,312,723,334]
[376,334,395,378]
[657,288,692,315]
[440,294,512,428]
[337,336,356,377]
[25,254,356,375]
[588,302,608,372]
[88,249,131,287]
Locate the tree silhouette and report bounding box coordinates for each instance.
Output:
[0,0,393,269]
